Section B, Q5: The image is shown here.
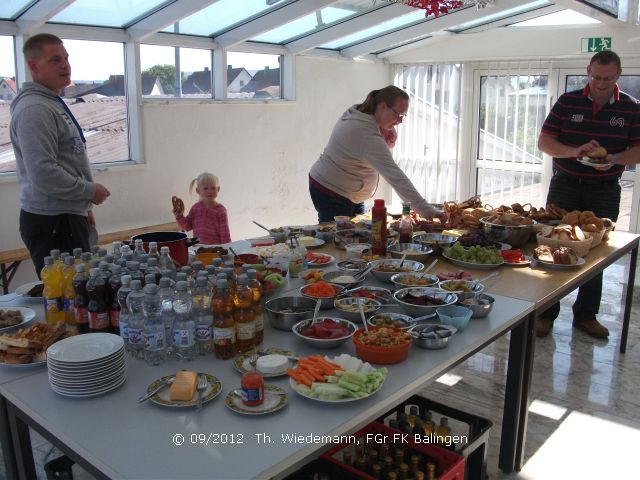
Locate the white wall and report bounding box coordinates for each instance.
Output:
[0,56,391,289]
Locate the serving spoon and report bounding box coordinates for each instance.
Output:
[416,259,438,280]
[252,220,272,234]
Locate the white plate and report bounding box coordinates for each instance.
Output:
[13,281,43,302]
[225,385,287,415]
[497,242,512,251]
[289,376,384,403]
[47,333,124,363]
[47,347,124,368]
[535,257,586,269]
[47,356,125,375]
[146,373,222,408]
[306,253,334,266]
[51,375,126,398]
[302,238,325,249]
[49,367,126,389]
[442,252,504,270]
[579,157,611,168]
[0,307,37,334]
[233,348,297,378]
[503,255,533,267]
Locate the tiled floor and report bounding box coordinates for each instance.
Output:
[1,257,639,479]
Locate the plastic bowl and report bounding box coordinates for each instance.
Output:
[352,326,413,364]
[299,282,346,309]
[391,272,439,289]
[388,243,433,263]
[410,324,457,349]
[458,294,495,318]
[436,305,473,332]
[292,317,356,349]
[322,270,365,289]
[369,259,424,284]
[264,296,318,331]
[480,217,536,248]
[394,287,458,317]
[438,280,484,302]
[367,313,414,330]
[413,233,458,255]
[333,297,381,323]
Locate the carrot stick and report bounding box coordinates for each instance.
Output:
[298,372,314,386]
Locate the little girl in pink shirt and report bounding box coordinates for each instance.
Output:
[173,172,231,244]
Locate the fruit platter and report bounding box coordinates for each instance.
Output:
[305,252,334,266]
[443,242,504,270]
[288,354,387,402]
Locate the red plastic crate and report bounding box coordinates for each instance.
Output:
[321,422,465,480]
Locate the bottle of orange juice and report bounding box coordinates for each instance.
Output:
[42,256,65,325]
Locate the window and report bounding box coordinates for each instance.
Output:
[0,35,16,174]
[50,0,172,28]
[227,52,281,99]
[140,45,212,98]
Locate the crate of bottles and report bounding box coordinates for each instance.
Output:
[320,421,464,480]
[378,395,492,480]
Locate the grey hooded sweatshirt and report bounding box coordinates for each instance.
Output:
[10,82,96,216]
[310,106,437,218]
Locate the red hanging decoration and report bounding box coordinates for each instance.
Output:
[402,0,465,17]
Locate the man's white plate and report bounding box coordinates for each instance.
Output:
[0,307,36,334]
[535,257,586,269]
[578,157,611,168]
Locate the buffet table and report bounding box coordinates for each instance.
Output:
[0,282,535,479]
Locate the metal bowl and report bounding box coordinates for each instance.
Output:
[438,279,484,302]
[436,305,473,332]
[391,272,439,289]
[369,259,424,284]
[413,233,458,255]
[394,287,458,317]
[322,270,365,289]
[345,286,394,304]
[292,317,357,349]
[334,229,371,249]
[458,293,495,318]
[336,259,368,272]
[333,297,381,322]
[264,296,318,331]
[410,324,457,349]
[299,282,346,309]
[367,312,414,330]
[480,217,536,248]
[388,243,433,263]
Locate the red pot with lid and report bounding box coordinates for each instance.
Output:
[130,231,198,266]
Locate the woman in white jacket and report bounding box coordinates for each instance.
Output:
[309,85,441,222]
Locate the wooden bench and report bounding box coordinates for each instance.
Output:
[0,222,179,294]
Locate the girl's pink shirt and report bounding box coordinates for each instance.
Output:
[176,201,231,244]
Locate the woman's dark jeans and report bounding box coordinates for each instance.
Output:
[309,182,365,223]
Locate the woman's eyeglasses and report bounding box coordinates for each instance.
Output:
[389,106,407,119]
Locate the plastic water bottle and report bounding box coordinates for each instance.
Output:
[158,277,175,357]
[147,241,159,260]
[133,239,145,260]
[126,280,145,359]
[117,275,132,352]
[146,257,161,285]
[158,246,176,280]
[127,261,145,287]
[193,277,213,355]
[142,284,166,366]
[172,281,196,361]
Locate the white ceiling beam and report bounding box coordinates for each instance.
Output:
[286,2,415,54]
[0,20,19,35]
[551,0,626,26]
[216,0,339,49]
[31,23,128,42]
[460,4,566,34]
[341,0,533,58]
[376,32,451,59]
[127,0,221,41]
[140,31,218,49]
[16,0,76,35]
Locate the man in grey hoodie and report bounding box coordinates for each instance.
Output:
[10,33,110,276]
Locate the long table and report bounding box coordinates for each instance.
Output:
[0,273,535,479]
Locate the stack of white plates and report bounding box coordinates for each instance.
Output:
[46,333,126,398]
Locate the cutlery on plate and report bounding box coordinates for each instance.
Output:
[196,374,208,410]
[137,377,175,403]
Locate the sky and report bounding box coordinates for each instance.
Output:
[0,35,281,82]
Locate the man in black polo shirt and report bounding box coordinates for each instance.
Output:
[536,50,640,339]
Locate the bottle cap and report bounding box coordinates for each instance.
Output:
[175,272,187,282]
[60,252,70,259]
[130,280,142,290]
[111,265,122,275]
[121,274,132,284]
[149,241,157,248]
[236,274,248,285]
[144,283,158,294]
[43,256,54,265]
[104,254,115,264]
[181,266,192,273]
[89,259,100,268]
[144,274,156,285]
[89,268,100,277]
[195,277,207,286]
[74,264,85,272]
[64,256,74,265]
[81,252,92,261]
[50,249,61,258]
[374,198,385,206]
[175,281,187,291]
[216,278,228,289]
[159,277,172,288]
[73,248,83,257]
[160,246,170,253]
[246,269,257,279]
[147,257,158,266]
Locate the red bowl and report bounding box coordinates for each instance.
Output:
[352,326,412,364]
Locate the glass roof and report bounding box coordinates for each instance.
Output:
[251,0,387,44]
[320,9,426,50]
[450,0,550,32]
[0,0,34,20]
[161,0,291,37]
[50,0,172,28]
[511,9,601,26]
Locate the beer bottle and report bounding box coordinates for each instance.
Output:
[426,462,436,480]
[86,268,110,333]
[407,406,419,428]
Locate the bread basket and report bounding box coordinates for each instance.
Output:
[585,229,605,248]
[536,232,592,257]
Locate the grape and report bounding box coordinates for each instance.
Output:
[445,242,501,264]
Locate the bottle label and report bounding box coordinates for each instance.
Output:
[74,306,89,325]
[44,297,63,314]
[213,326,236,345]
[143,330,165,351]
[236,322,255,340]
[174,328,194,347]
[109,309,120,328]
[89,311,110,330]
[196,324,212,341]
[128,327,144,346]
[119,321,129,341]
[254,315,264,332]
[63,298,74,313]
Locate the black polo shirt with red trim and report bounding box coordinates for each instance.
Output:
[540,85,640,180]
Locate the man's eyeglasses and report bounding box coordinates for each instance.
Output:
[589,74,618,84]
[389,105,407,119]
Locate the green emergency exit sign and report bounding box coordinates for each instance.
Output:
[581,37,612,53]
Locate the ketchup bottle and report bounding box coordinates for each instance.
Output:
[371,199,387,256]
